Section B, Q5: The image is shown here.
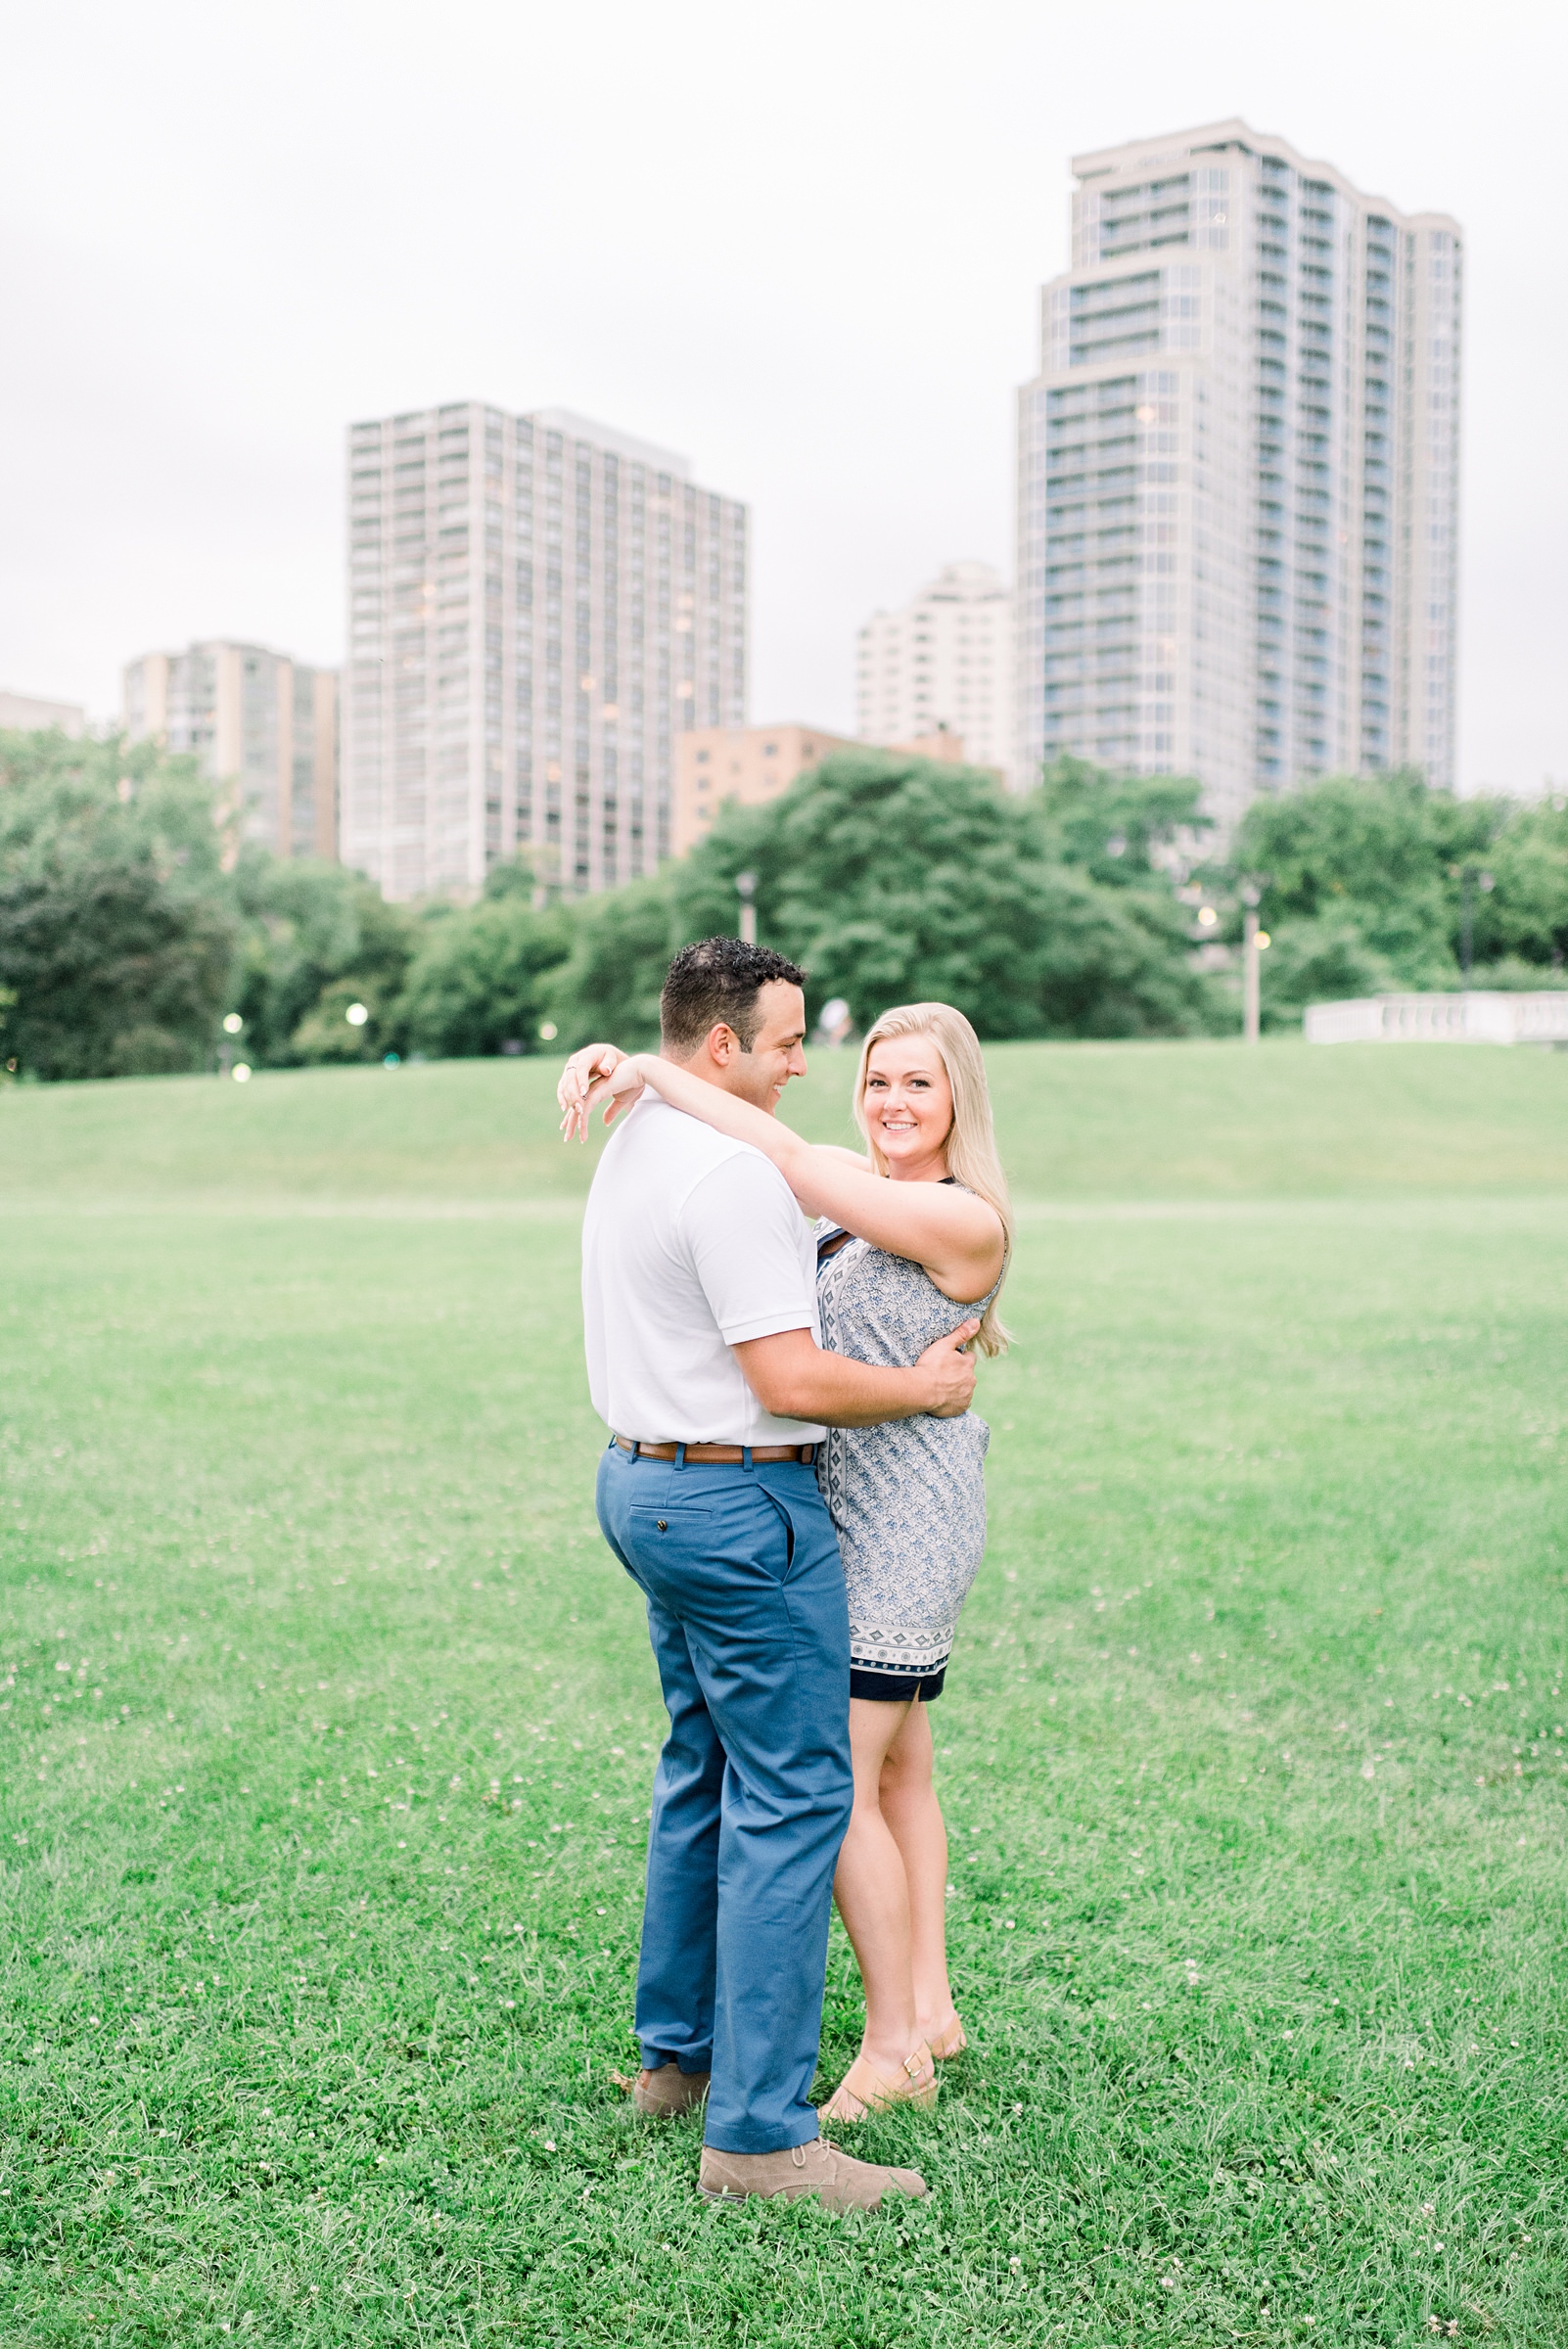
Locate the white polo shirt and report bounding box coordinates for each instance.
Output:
[581,1094,826,1447]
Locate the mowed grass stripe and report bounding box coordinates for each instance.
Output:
[1,1047,1565,2344]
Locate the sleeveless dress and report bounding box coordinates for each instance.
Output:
[814,1193,1003,1694]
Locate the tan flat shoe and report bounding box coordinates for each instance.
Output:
[818,2042,938,2123]
[612,2062,711,2117]
[700,2137,926,2209]
[926,2016,967,2060]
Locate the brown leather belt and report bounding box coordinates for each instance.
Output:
[614,1434,817,1466]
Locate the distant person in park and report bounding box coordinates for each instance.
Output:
[561,949,1009,2172]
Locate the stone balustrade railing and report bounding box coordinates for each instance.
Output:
[1305,991,1568,1045]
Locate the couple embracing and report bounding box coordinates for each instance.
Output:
[560,936,1011,2212]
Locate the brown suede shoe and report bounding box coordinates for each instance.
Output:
[615,2062,711,2118]
[699,2137,927,2210]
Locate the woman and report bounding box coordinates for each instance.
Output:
[562,1003,1011,2121]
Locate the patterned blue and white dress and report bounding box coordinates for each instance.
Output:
[814,1199,1002,1691]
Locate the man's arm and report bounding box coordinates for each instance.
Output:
[733,1322,979,1428]
[580,1052,1001,1300]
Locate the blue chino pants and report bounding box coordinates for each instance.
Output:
[595,1442,853,2153]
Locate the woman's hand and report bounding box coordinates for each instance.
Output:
[558,1043,645,1141]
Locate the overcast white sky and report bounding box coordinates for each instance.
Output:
[2,0,1561,793]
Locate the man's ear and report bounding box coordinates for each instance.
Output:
[704,1022,740,1066]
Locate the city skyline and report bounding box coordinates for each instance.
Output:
[2,3,1561,801]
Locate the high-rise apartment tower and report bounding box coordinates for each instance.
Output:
[123,641,338,859]
[343,401,749,898]
[1016,120,1461,824]
[857,562,1016,784]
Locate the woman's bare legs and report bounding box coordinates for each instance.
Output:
[877,1698,963,2050]
[821,1696,949,2117]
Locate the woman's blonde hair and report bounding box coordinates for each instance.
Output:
[852,1002,1013,1357]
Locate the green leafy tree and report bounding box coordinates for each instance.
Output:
[0,729,237,1080]
[543,873,685,1050]
[399,898,574,1058]
[229,854,422,1065]
[1226,769,1497,990]
[1033,754,1213,887]
[1021,866,1224,1037]
[667,751,1221,1040]
[1217,768,1568,1019]
[479,856,537,901]
[1472,793,1568,972]
[671,751,1035,1034]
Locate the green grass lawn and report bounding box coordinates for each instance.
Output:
[2,1043,1566,2346]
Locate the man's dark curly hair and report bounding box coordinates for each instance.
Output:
[660,936,807,1053]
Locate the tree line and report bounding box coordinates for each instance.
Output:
[2,724,1565,1081]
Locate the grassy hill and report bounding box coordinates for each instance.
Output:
[4,1035,1568,1208]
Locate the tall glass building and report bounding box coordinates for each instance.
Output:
[1016,120,1462,828]
[343,402,748,898]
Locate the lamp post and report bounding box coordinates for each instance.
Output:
[1458,865,1494,981]
[1240,881,1263,1046]
[734,870,758,946]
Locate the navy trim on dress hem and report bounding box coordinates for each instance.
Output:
[849,1664,946,1704]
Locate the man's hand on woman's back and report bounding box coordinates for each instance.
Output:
[913,1320,982,1417]
[732,1319,979,1428]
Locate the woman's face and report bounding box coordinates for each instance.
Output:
[861,1034,954,1176]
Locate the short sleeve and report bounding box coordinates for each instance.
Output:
[680,1151,815,1345]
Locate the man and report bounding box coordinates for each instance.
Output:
[569,937,976,2210]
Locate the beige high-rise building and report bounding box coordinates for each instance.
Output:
[122,642,339,859]
[856,562,1016,784]
[343,400,749,899]
[1017,119,1462,825]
